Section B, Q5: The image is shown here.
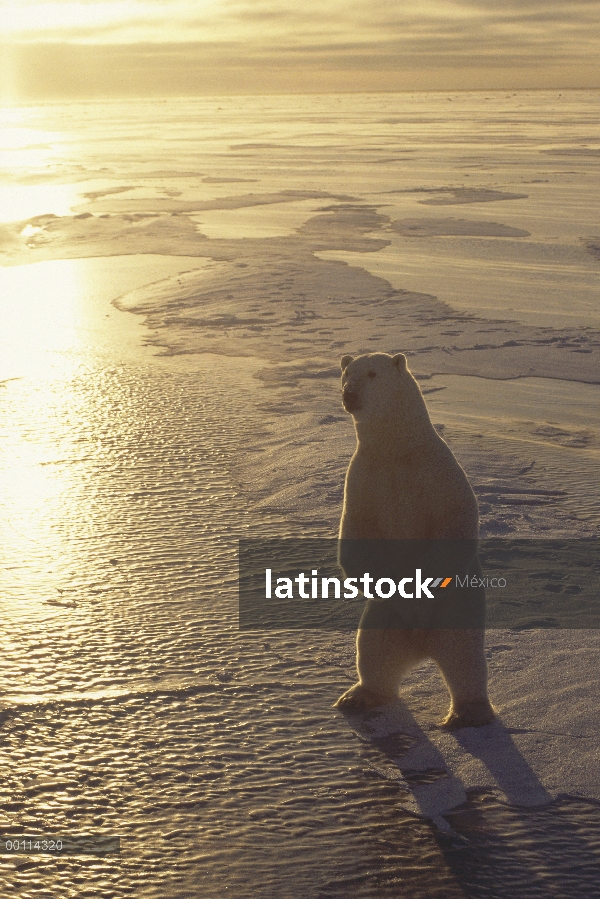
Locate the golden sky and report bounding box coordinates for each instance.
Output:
[2,0,600,99]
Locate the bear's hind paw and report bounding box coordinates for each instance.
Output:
[334,683,395,712]
[440,702,496,730]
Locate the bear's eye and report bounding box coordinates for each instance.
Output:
[367,371,377,378]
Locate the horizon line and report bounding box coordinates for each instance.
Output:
[3,86,600,108]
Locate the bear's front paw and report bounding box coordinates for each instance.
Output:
[440,701,496,730]
[334,683,395,712]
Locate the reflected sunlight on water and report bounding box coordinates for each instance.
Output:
[0,368,84,619]
[0,260,93,616]
[0,259,85,379]
[0,182,80,222]
[0,114,73,214]
[0,119,64,172]
[0,255,207,380]
[0,253,246,636]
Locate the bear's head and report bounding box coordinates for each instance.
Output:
[340,352,408,422]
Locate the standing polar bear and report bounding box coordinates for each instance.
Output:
[335,352,495,729]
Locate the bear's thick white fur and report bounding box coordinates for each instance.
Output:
[335,352,495,729]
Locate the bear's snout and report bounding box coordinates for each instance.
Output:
[342,388,360,412]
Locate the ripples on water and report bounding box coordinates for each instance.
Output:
[1,360,256,697]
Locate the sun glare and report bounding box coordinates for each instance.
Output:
[0,258,93,612]
[0,124,63,164]
[0,259,86,381]
[0,183,80,222]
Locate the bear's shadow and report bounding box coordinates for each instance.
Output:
[340,698,552,823]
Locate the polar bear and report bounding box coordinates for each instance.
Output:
[335,352,495,729]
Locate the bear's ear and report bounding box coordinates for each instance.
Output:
[341,355,354,371]
[392,353,407,371]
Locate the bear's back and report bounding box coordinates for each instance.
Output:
[341,435,478,540]
[339,352,478,541]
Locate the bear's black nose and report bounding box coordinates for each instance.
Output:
[342,389,360,412]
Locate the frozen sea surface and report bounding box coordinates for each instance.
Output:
[1,93,600,897]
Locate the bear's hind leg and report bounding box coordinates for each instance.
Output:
[334,628,423,712]
[429,629,495,729]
